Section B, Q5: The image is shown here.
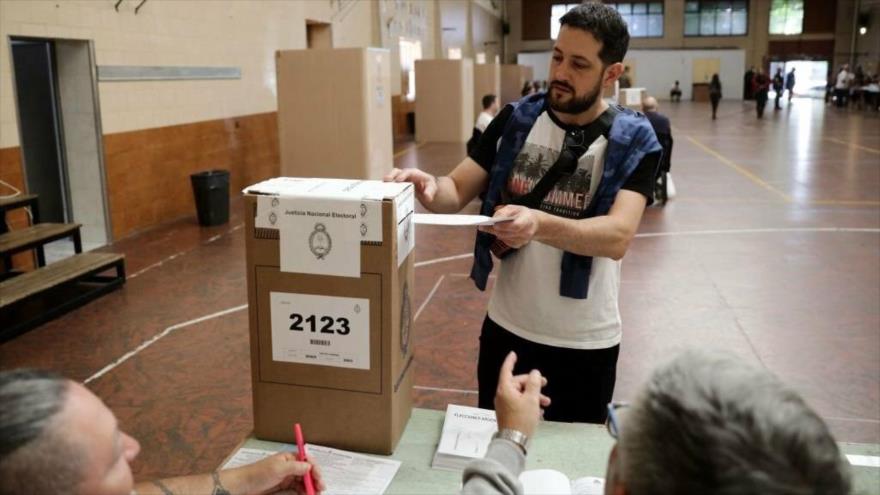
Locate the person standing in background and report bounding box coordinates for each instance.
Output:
[754,69,771,119]
[772,68,785,110]
[785,67,796,102]
[835,65,851,108]
[709,74,722,120]
[743,66,755,100]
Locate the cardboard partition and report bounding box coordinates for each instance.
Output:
[620,87,647,109]
[244,178,416,455]
[414,59,474,143]
[276,48,392,180]
[500,64,534,105]
[473,63,501,118]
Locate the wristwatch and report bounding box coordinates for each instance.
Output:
[493,428,530,455]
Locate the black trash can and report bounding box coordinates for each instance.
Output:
[190,170,230,226]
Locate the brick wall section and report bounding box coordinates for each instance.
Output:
[0,146,35,270]
[103,111,279,240]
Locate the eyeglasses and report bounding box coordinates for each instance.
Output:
[605,402,630,440]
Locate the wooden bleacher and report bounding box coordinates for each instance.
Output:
[0,194,125,341]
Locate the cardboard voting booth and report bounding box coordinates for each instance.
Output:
[500,64,534,105]
[620,87,647,109]
[243,178,415,455]
[473,63,501,118]
[276,48,392,180]
[415,59,474,143]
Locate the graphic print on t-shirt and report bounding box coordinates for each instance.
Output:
[505,141,595,219]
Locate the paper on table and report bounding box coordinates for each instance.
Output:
[414,213,514,226]
[307,444,401,495]
[220,444,401,495]
[847,454,880,468]
[221,446,295,469]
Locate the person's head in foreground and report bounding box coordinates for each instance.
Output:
[549,2,629,115]
[605,350,851,494]
[642,97,658,113]
[0,369,324,495]
[487,350,851,495]
[483,94,500,116]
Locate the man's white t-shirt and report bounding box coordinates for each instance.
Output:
[475,111,494,133]
[469,105,658,351]
[489,112,620,349]
[836,70,850,89]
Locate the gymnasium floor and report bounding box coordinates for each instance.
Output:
[1,98,878,479]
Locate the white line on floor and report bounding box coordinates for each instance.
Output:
[414,385,478,395]
[636,227,880,238]
[413,275,445,322]
[128,222,244,280]
[411,227,880,271]
[83,304,248,384]
[414,253,472,268]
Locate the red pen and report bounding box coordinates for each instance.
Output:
[294,423,316,495]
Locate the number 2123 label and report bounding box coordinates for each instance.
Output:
[269,292,370,370]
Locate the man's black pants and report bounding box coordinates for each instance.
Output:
[477,316,620,424]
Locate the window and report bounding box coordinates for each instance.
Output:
[552,2,663,38]
[684,1,748,37]
[608,2,664,37]
[550,3,580,40]
[399,38,422,101]
[769,0,803,35]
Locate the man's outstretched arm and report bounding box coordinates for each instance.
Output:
[134,452,324,495]
[385,158,489,214]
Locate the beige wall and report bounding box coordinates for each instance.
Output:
[378,0,438,96]
[0,0,379,148]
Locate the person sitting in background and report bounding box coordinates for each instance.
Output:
[520,81,535,97]
[468,94,500,155]
[0,369,325,495]
[669,80,682,102]
[461,350,852,495]
[642,97,673,205]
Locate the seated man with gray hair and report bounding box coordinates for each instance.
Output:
[462,350,851,494]
[0,369,325,495]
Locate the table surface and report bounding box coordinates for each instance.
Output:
[230,408,880,494]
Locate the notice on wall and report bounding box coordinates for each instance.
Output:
[270,292,370,370]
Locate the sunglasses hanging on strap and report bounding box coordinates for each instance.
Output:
[491,108,617,258]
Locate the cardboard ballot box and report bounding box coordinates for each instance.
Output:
[276,48,392,180]
[500,64,534,105]
[243,178,416,455]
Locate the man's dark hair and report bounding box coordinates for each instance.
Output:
[0,369,83,495]
[481,94,497,110]
[559,2,630,66]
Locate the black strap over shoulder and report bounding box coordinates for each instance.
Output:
[512,107,617,209]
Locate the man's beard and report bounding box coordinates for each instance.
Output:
[548,78,603,114]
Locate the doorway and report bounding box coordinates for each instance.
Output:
[9,37,111,257]
[306,20,333,49]
[10,39,68,225]
[768,60,829,99]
